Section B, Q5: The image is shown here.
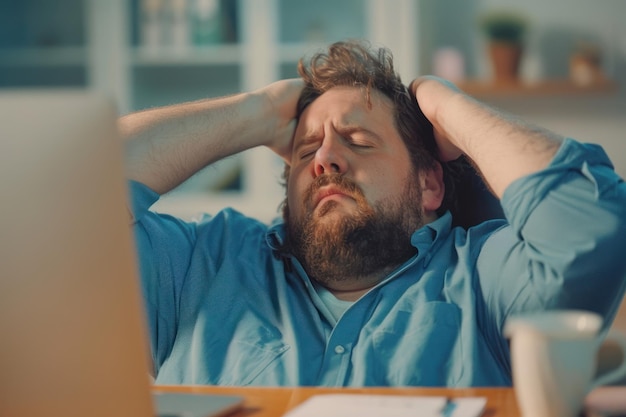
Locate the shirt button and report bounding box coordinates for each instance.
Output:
[334,345,345,354]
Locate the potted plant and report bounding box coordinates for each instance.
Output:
[479,11,528,83]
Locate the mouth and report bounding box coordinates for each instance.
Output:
[313,186,353,209]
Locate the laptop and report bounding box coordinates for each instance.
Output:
[0,91,243,417]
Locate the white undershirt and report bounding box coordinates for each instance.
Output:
[313,282,355,325]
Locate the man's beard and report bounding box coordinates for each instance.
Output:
[283,173,425,288]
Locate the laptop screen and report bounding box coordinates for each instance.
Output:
[0,91,155,417]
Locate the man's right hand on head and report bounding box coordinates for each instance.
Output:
[254,78,304,164]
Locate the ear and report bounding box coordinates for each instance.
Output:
[420,161,445,213]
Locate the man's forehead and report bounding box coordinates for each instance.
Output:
[296,86,393,128]
[310,85,390,106]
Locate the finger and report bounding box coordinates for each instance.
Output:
[409,75,460,94]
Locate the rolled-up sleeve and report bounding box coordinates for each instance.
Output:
[477,139,626,331]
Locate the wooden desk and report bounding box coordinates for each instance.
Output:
[153,385,520,417]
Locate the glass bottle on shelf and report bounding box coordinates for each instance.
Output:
[168,0,191,49]
[140,0,162,50]
[190,0,222,45]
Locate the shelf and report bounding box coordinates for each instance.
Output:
[130,42,333,68]
[277,42,329,63]
[457,79,619,98]
[0,47,86,67]
[131,45,242,66]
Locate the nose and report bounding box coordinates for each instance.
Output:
[313,136,348,177]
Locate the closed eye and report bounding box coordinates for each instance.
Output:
[294,136,321,160]
[337,125,381,148]
[345,137,375,150]
[298,148,318,160]
[349,142,373,149]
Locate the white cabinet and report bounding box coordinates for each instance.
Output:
[0,0,420,223]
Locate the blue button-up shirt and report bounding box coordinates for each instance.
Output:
[131,139,626,386]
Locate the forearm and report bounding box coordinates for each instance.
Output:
[413,78,563,198]
[120,92,269,195]
[440,93,562,197]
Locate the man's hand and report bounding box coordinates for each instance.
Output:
[409,75,562,198]
[254,78,304,163]
[409,76,465,162]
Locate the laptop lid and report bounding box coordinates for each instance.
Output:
[0,91,155,417]
[0,91,245,417]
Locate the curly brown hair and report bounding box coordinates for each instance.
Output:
[281,40,462,217]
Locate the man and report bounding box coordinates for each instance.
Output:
[121,40,626,386]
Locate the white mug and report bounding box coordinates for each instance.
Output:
[504,310,626,417]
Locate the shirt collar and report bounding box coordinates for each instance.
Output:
[266,218,287,251]
[411,211,452,249]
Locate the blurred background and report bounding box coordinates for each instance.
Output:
[1,0,624,222]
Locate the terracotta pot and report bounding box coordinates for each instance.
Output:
[488,42,523,83]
